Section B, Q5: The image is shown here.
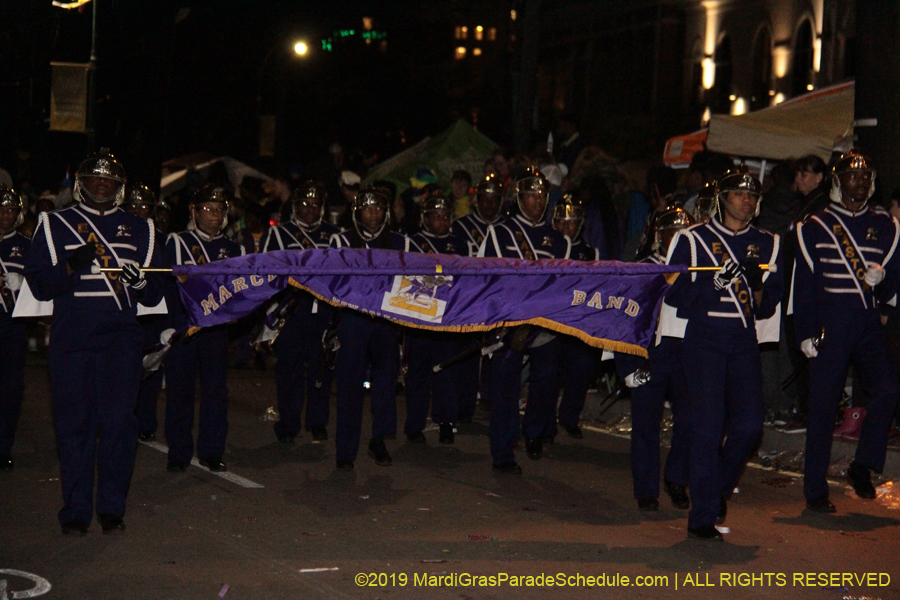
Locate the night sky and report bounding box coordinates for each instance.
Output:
[1,0,489,191]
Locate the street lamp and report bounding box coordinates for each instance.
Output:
[257,38,311,158]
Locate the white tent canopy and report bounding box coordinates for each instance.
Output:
[706,81,855,161]
[160,154,272,196]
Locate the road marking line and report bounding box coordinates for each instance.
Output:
[140,440,264,488]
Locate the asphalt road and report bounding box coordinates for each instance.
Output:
[2,362,900,600]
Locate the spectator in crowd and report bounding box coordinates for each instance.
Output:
[330,170,360,227]
[449,170,473,217]
[576,177,621,261]
[681,151,732,214]
[792,155,829,222]
[555,114,587,171]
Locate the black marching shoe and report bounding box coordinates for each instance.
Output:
[492,461,522,474]
[406,431,426,444]
[562,424,583,439]
[167,460,187,473]
[199,457,227,472]
[637,497,659,511]
[664,481,690,510]
[716,497,727,524]
[368,439,392,466]
[310,426,328,442]
[336,460,354,471]
[0,453,13,471]
[847,461,877,499]
[61,521,89,536]
[524,437,543,460]
[138,432,155,442]
[806,496,837,513]
[98,515,126,535]
[688,524,723,541]
[439,423,455,444]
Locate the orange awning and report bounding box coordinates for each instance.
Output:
[663,129,708,168]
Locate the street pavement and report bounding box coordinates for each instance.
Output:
[2,361,900,600]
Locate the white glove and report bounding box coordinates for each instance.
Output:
[865,263,885,287]
[4,272,23,292]
[624,367,650,388]
[121,263,147,290]
[714,259,742,291]
[800,338,818,359]
[160,328,177,346]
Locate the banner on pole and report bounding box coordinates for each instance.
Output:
[49,62,90,133]
[173,249,683,357]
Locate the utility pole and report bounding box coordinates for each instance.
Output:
[85,0,98,154]
[513,0,541,153]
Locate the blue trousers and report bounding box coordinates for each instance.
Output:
[804,310,900,501]
[0,317,27,455]
[136,368,164,436]
[556,336,598,430]
[456,333,482,419]
[618,338,691,500]
[164,327,230,463]
[135,316,167,436]
[334,313,399,462]
[683,325,764,530]
[485,336,561,464]
[48,309,143,524]
[404,330,462,433]
[273,310,333,438]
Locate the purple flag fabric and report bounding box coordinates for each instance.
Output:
[173,248,684,356]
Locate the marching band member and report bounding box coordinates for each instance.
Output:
[479,168,571,473]
[405,192,466,444]
[666,168,783,539]
[793,150,900,512]
[124,182,169,442]
[451,174,504,423]
[263,181,340,444]
[164,184,244,473]
[615,206,693,511]
[550,195,599,439]
[0,184,29,471]
[24,149,165,534]
[329,187,411,469]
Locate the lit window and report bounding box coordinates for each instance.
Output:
[806,84,814,91]
[510,9,517,21]
[475,25,483,41]
[363,16,373,31]
[728,94,736,101]
[488,27,497,41]
[455,26,462,40]
[473,47,482,56]
[461,26,468,40]
[455,46,466,60]
[773,93,785,105]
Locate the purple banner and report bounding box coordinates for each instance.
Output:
[174,248,684,356]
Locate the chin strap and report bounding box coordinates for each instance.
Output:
[74,180,123,206]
